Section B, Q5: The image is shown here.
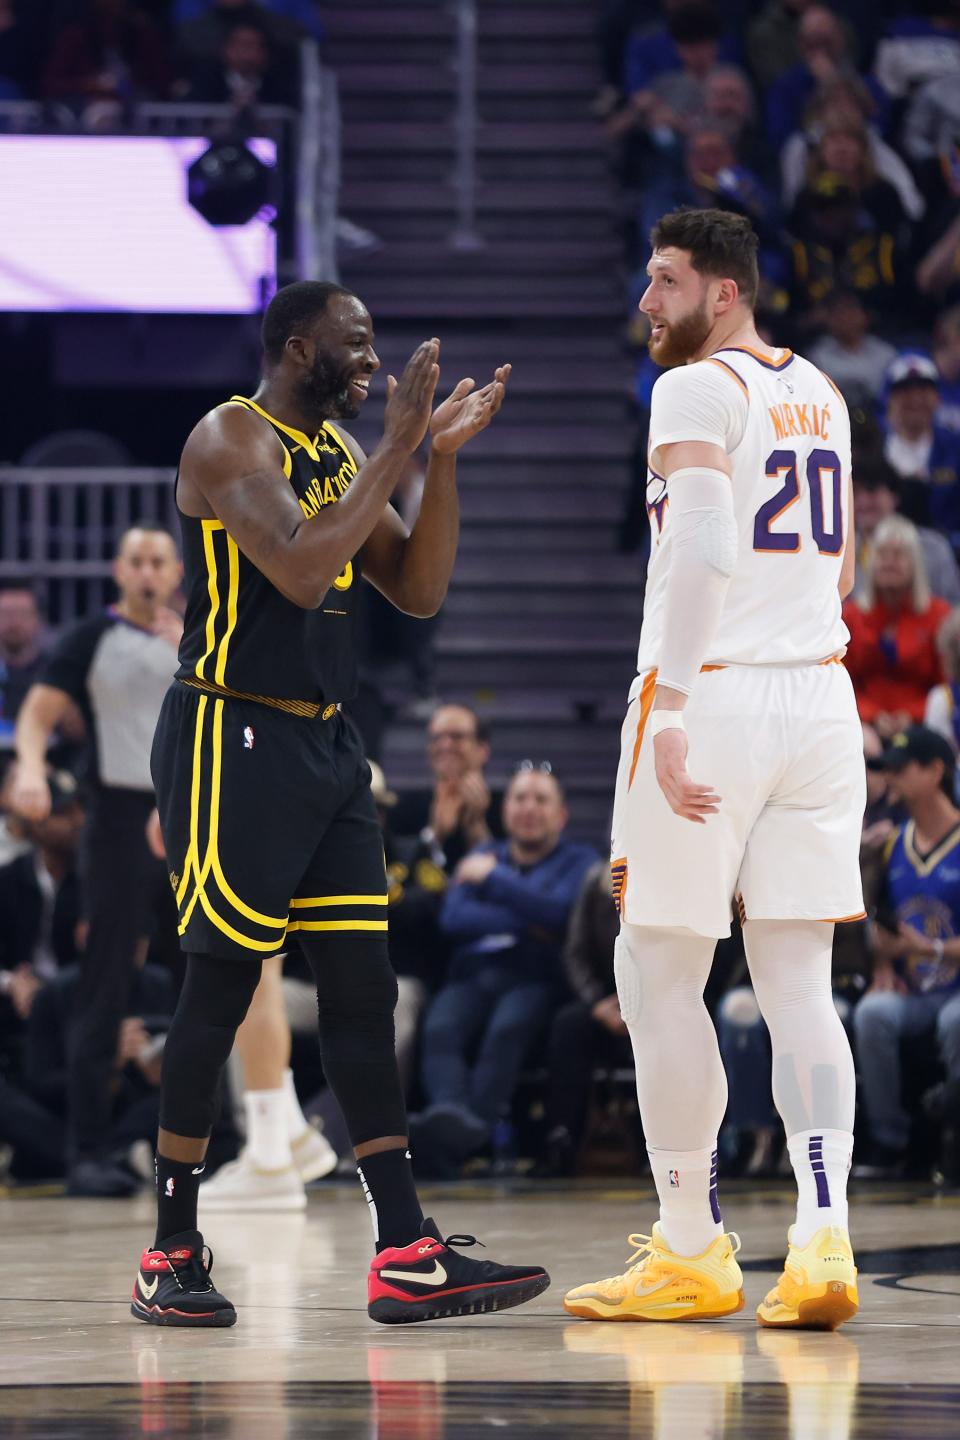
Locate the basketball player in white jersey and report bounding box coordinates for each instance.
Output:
[564,209,864,1330]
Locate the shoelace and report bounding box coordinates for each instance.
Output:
[621,1230,742,1272]
[440,1233,486,1251]
[623,1234,656,1273]
[167,1244,215,1294]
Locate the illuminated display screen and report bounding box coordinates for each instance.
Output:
[0,136,277,313]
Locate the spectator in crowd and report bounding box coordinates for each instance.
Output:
[914,128,960,307]
[9,525,182,1197]
[808,289,897,411]
[43,0,171,122]
[802,112,910,235]
[539,859,630,1177]
[882,354,960,548]
[746,0,821,88]
[924,608,960,753]
[0,767,82,982]
[903,73,960,167]
[765,5,869,153]
[844,514,951,738]
[935,306,960,434]
[873,9,960,106]
[638,122,778,258]
[0,587,49,758]
[411,766,596,1172]
[185,18,296,107]
[854,725,960,1177]
[0,941,176,1181]
[786,172,907,327]
[851,463,960,607]
[702,64,770,178]
[613,1,734,150]
[780,79,925,222]
[0,767,82,1179]
[392,704,503,876]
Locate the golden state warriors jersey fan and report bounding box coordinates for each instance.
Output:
[152,396,388,962]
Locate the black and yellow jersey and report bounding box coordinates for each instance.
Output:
[175,396,361,716]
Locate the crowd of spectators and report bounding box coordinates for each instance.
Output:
[0,0,319,122]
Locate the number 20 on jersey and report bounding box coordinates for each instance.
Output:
[754,447,843,556]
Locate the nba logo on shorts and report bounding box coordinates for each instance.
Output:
[165,1177,175,1198]
[668,1169,680,1188]
[243,726,255,750]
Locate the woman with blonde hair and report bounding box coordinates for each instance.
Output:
[924,607,960,753]
[844,514,951,738]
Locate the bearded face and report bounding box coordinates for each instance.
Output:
[297,349,361,421]
[647,293,713,368]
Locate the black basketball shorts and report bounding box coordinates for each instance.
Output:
[151,683,387,961]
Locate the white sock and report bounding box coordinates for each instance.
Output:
[243,1088,293,1170]
[788,1128,852,1245]
[647,1145,724,1256]
[282,1068,309,1142]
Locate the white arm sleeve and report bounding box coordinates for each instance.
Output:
[648,360,748,459]
[657,467,738,696]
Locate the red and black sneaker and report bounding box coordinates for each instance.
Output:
[130,1230,237,1328]
[368,1217,550,1324]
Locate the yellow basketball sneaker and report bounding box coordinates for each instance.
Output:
[757,1225,858,1330]
[563,1224,744,1322]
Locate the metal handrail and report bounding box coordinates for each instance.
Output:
[449,0,483,252]
[297,42,341,284]
[0,467,178,623]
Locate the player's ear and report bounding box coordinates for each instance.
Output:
[285,334,312,369]
[715,278,739,314]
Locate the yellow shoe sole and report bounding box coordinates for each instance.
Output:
[757,1280,859,1331]
[564,1288,745,1323]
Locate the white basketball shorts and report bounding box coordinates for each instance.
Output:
[610,661,866,938]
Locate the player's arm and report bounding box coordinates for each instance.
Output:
[360,367,511,617]
[838,472,855,600]
[10,684,75,820]
[181,340,441,610]
[650,437,737,823]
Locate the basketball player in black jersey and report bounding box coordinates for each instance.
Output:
[130,282,549,1327]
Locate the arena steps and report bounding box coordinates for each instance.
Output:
[322,0,635,842]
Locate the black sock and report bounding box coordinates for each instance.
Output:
[155,1153,207,1247]
[357,1146,424,1252]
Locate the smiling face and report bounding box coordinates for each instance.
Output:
[298,294,380,422]
[639,247,717,367]
[503,771,567,853]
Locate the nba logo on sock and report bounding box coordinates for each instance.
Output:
[165,1177,175,1198]
[669,1169,680,1188]
[243,726,255,750]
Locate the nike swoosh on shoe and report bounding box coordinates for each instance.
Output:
[378,1261,448,1287]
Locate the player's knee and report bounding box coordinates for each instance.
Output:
[304,935,398,1018]
[179,952,263,1030]
[613,930,643,1027]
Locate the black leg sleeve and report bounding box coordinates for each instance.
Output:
[158,953,262,1139]
[300,934,408,1146]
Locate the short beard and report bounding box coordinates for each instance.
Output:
[649,298,713,368]
[297,354,357,422]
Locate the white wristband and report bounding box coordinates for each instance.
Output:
[650,711,685,736]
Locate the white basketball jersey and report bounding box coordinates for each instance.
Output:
[634,345,852,683]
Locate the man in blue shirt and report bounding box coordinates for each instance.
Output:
[854,726,960,1176]
[412,765,596,1170]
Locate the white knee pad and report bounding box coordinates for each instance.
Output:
[614,928,643,1026]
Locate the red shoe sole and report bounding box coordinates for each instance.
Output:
[130,1298,237,1328]
[368,1272,550,1325]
